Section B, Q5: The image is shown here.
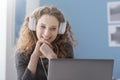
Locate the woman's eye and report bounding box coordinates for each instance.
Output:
[41,25,45,29]
[51,28,56,31]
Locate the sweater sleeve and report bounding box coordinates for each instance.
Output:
[15,51,36,80]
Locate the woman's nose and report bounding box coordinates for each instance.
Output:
[44,29,50,38]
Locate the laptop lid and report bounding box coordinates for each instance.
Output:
[48,59,114,80]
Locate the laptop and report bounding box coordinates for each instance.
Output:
[47,59,114,80]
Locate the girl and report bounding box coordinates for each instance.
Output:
[15,5,76,80]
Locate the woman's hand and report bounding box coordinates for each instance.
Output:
[28,40,44,74]
[40,42,57,60]
[32,40,43,59]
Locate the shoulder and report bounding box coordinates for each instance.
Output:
[15,49,30,64]
[15,49,26,58]
[63,42,74,58]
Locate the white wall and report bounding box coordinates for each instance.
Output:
[0,0,7,80]
[6,0,17,80]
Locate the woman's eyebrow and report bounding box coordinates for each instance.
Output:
[40,23,45,25]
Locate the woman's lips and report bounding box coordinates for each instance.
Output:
[41,36,51,41]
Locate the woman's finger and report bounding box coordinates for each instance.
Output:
[43,40,53,49]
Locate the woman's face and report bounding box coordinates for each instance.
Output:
[36,14,59,43]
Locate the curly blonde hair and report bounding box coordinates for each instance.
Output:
[16,6,77,58]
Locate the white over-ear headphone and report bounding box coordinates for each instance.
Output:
[28,16,67,34]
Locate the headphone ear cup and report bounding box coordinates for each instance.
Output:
[28,17,36,31]
[59,21,67,34]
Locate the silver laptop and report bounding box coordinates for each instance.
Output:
[48,59,114,80]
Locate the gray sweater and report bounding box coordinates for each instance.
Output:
[15,43,73,80]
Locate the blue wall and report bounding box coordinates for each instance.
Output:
[40,0,120,79]
[15,0,26,44]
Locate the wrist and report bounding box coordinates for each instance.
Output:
[31,53,39,60]
[49,53,57,60]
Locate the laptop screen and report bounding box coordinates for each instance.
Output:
[48,59,114,80]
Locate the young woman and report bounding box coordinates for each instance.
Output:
[15,5,76,80]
